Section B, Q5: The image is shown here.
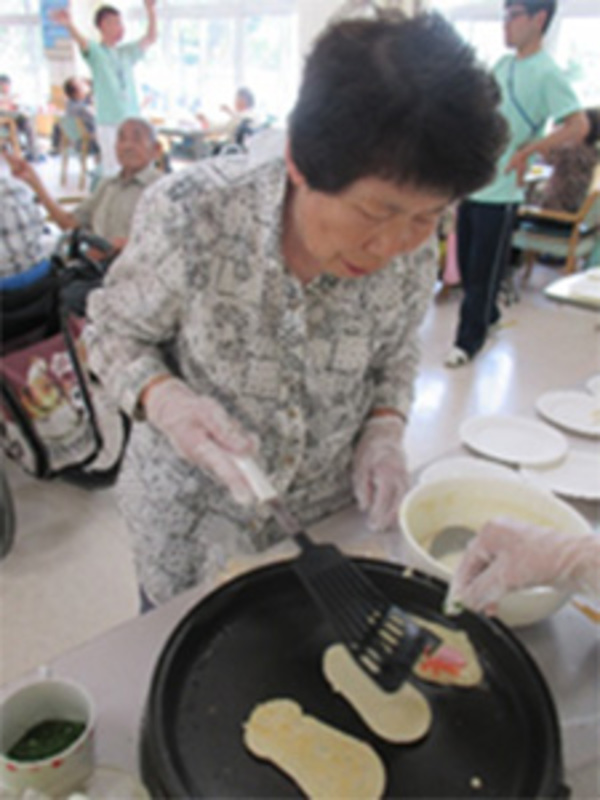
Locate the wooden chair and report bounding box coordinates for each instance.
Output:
[57,114,92,190]
[0,115,22,157]
[512,164,600,282]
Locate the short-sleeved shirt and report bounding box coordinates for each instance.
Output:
[0,176,46,277]
[82,39,143,125]
[472,50,582,205]
[86,156,438,603]
[72,163,163,241]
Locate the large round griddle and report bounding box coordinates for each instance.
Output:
[140,559,568,798]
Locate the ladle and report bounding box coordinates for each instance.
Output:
[429,525,476,561]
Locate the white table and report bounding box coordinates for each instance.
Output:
[157,125,211,160]
[2,485,599,798]
[2,399,599,799]
[544,271,600,313]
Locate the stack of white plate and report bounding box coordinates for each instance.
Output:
[455,380,599,502]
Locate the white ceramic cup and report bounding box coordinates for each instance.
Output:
[0,678,95,798]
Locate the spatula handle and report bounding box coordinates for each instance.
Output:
[233,455,278,502]
[233,455,302,538]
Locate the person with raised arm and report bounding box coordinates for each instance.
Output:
[52,0,157,175]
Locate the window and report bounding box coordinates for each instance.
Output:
[0,1,48,110]
[1,0,297,124]
[552,16,600,106]
[125,0,298,123]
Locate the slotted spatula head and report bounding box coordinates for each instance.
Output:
[291,531,441,691]
[234,457,441,692]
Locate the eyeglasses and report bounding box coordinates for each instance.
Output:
[503,8,528,22]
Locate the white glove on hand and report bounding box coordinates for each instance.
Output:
[448,516,600,615]
[144,377,258,505]
[352,415,410,532]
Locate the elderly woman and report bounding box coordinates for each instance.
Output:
[87,11,507,607]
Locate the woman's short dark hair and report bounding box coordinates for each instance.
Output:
[94,4,120,28]
[289,11,508,199]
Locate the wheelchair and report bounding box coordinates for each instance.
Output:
[0,231,130,557]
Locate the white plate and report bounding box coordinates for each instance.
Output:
[586,374,600,396]
[582,266,600,278]
[459,414,568,467]
[419,456,518,484]
[521,450,600,501]
[536,390,600,438]
[567,271,600,305]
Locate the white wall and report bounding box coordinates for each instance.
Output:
[297,0,342,55]
[297,0,422,56]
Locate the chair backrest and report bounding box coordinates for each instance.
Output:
[572,164,600,237]
[58,115,92,190]
[513,162,600,278]
[58,114,89,147]
[0,115,21,156]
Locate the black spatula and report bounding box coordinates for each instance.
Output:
[234,457,441,692]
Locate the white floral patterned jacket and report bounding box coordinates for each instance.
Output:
[86,156,438,603]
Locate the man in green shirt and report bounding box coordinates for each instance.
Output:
[52,0,157,176]
[445,0,589,367]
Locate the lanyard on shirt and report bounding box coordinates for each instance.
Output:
[507,59,543,138]
[103,45,127,93]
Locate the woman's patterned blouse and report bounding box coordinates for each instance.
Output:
[86,156,438,603]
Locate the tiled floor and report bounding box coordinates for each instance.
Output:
[1,152,598,685]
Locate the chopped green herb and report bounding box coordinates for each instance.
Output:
[6,719,85,761]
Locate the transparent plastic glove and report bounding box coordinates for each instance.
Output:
[352,415,409,532]
[447,516,600,615]
[144,377,258,504]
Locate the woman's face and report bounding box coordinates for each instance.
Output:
[284,154,451,282]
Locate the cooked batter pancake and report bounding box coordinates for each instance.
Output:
[243,698,386,799]
[412,616,483,687]
[323,643,432,743]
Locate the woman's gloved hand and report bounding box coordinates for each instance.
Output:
[352,415,410,532]
[144,376,258,504]
[447,516,600,615]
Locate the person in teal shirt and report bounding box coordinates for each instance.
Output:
[445,0,589,368]
[52,0,157,176]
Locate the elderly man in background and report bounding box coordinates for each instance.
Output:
[5,118,162,256]
[5,117,162,314]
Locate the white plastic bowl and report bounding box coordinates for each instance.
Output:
[399,474,592,627]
